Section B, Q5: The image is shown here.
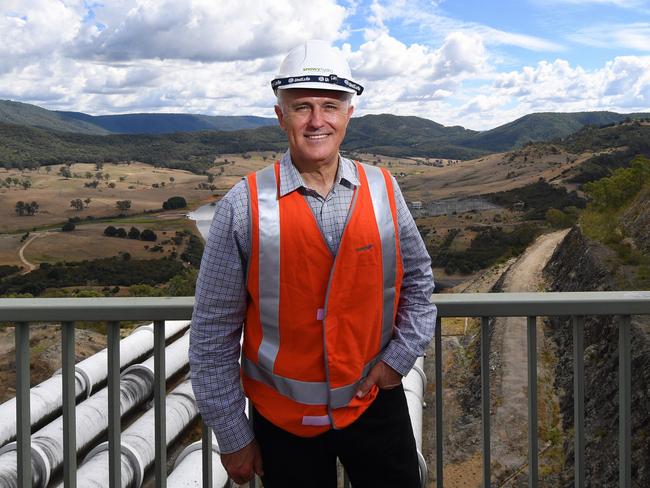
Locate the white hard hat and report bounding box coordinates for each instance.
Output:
[271,40,364,96]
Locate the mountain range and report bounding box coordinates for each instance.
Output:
[1,99,649,168]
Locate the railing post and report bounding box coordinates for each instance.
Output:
[16,322,31,488]
[481,316,491,488]
[201,421,213,488]
[107,321,121,488]
[435,316,443,488]
[572,316,585,488]
[527,316,538,488]
[62,321,77,488]
[154,320,167,488]
[619,316,631,488]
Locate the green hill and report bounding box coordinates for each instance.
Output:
[0,100,109,135]
[57,111,277,134]
[460,111,650,152]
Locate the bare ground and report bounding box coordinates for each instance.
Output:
[423,230,569,488]
[490,229,569,485]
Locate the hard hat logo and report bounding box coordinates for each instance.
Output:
[272,40,364,96]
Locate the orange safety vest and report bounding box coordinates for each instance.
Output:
[242,160,403,437]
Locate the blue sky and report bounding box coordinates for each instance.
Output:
[1,0,649,130]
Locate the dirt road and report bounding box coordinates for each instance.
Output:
[490,229,569,482]
[18,232,48,273]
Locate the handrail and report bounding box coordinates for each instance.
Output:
[2,291,650,321]
[1,292,648,488]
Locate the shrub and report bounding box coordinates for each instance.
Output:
[162,196,188,210]
[141,229,157,241]
[104,225,117,237]
[128,227,141,239]
[115,227,127,238]
[62,221,76,232]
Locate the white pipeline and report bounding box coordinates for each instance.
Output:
[167,432,229,488]
[0,320,188,448]
[68,379,198,488]
[0,331,190,487]
[403,356,427,487]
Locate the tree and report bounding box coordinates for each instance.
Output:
[70,198,84,211]
[169,176,175,185]
[162,196,187,210]
[21,179,31,190]
[59,166,72,178]
[104,225,117,236]
[128,227,141,239]
[116,200,132,213]
[115,227,127,238]
[140,229,157,242]
[23,201,39,216]
[84,198,92,208]
[62,221,76,232]
[15,201,26,216]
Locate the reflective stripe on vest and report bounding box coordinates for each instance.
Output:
[249,161,397,408]
[255,163,281,372]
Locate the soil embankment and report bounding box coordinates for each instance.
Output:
[543,227,650,486]
[424,230,568,488]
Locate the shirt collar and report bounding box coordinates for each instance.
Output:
[278,150,360,197]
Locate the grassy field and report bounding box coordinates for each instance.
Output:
[0,146,591,278]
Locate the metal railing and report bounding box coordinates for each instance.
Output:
[1,291,649,487]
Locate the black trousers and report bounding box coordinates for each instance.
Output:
[253,384,420,488]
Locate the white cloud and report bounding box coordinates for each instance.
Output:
[0,0,83,73]
[71,0,349,62]
[366,0,563,52]
[570,23,650,51]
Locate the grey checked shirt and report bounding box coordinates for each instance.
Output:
[190,151,436,454]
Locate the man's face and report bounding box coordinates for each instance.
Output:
[275,89,354,169]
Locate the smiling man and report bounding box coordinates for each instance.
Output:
[190,40,436,488]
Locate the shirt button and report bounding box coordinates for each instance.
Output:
[327,235,333,242]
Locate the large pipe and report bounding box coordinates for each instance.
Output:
[0,320,189,448]
[165,358,428,488]
[0,331,190,487]
[67,379,198,488]
[403,356,428,487]
[167,432,229,487]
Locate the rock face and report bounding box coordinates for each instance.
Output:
[621,186,650,253]
[543,227,650,486]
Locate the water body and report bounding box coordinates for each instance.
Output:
[187,203,215,240]
[410,197,501,218]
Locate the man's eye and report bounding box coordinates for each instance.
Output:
[324,104,339,111]
[294,105,309,112]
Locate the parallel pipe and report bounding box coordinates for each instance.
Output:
[0,331,190,487]
[166,358,428,488]
[403,356,428,487]
[67,379,198,488]
[167,432,229,488]
[0,320,189,448]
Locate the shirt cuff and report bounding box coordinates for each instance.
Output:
[380,339,419,377]
[213,411,255,454]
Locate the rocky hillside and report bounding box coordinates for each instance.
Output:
[543,227,650,486]
[621,185,650,253]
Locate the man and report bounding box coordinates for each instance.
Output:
[190,40,436,487]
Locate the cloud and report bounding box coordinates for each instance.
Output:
[365,0,563,52]
[71,0,349,62]
[569,23,650,51]
[0,0,83,73]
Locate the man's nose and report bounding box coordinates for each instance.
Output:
[307,106,326,129]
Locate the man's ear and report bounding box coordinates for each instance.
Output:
[274,105,286,132]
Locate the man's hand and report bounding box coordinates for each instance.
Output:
[220,439,264,485]
[356,361,402,398]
